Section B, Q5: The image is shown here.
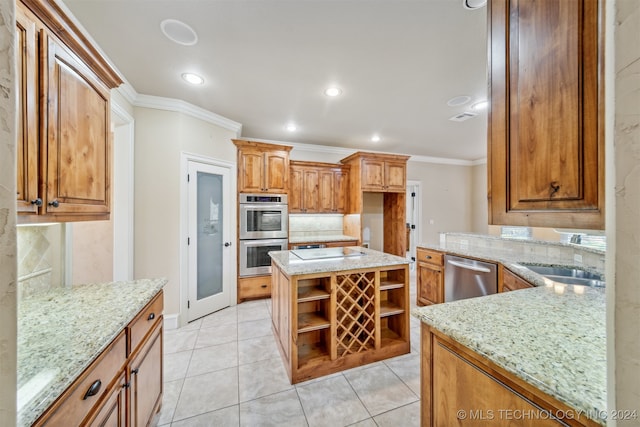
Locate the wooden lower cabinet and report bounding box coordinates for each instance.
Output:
[502,268,534,292]
[421,325,598,427]
[33,291,164,427]
[129,321,163,427]
[272,262,410,383]
[238,275,272,302]
[416,248,444,306]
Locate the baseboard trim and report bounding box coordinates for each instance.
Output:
[163,313,179,331]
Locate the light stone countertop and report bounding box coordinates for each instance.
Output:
[17,278,167,427]
[269,246,408,276]
[412,286,606,425]
[288,234,359,244]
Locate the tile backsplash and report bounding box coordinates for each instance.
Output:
[289,214,344,239]
[17,225,65,298]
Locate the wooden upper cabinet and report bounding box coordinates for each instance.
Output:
[44,34,111,216]
[488,0,604,229]
[341,152,409,193]
[16,0,123,223]
[233,139,292,194]
[15,5,39,215]
[290,161,346,214]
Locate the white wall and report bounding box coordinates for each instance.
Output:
[133,107,237,317]
[471,163,488,234]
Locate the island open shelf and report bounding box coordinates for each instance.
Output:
[270,248,410,384]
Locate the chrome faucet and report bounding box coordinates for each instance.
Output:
[570,234,582,244]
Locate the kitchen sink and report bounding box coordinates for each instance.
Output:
[520,264,605,288]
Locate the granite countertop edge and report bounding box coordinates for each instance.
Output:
[288,234,359,244]
[17,278,167,427]
[269,246,409,276]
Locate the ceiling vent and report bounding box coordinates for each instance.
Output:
[449,111,478,122]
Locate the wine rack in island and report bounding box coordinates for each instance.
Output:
[271,263,410,384]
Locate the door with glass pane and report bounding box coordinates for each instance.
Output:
[187,161,232,321]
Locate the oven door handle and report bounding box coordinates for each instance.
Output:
[241,239,287,247]
[446,259,492,273]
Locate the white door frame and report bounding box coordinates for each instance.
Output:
[180,152,237,327]
[406,180,422,263]
[111,100,135,281]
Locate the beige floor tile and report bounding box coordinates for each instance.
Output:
[297,376,370,427]
[195,323,238,349]
[173,368,239,421]
[187,341,238,377]
[373,401,420,427]
[200,306,238,328]
[171,405,240,427]
[238,334,279,365]
[239,389,307,427]
[237,302,270,323]
[157,379,183,425]
[238,357,293,402]
[164,329,198,354]
[164,350,192,382]
[384,353,421,396]
[344,364,418,416]
[238,318,273,340]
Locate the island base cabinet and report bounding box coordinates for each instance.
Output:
[421,324,600,427]
[272,263,410,384]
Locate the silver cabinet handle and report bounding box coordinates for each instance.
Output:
[447,259,491,273]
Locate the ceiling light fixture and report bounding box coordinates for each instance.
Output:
[285,123,297,132]
[371,135,381,143]
[181,73,204,85]
[446,95,471,107]
[324,87,342,97]
[471,100,488,110]
[161,19,198,46]
[462,0,487,10]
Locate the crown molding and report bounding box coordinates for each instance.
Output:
[134,94,243,135]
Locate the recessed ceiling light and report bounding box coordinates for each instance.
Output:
[462,0,487,10]
[324,87,342,97]
[181,73,204,85]
[161,19,198,46]
[371,134,381,143]
[471,100,488,110]
[447,95,471,107]
[285,123,297,132]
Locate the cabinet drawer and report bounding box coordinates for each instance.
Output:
[416,248,444,266]
[36,331,126,426]
[239,275,272,300]
[129,291,164,356]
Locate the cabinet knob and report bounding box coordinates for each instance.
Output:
[48,200,59,208]
[260,284,267,288]
[123,382,131,389]
[224,242,232,247]
[30,198,43,207]
[131,368,139,375]
[425,255,432,259]
[147,313,155,321]
[83,379,102,400]
[549,181,560,197]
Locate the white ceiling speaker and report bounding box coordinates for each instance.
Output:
[463,0,487,10]
[161,19,198,46]
[446,95,471,107]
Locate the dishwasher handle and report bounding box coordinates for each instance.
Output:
[447,259,492,273]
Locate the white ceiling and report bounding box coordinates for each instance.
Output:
[64,0,488,161]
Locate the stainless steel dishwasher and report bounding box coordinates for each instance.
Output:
[444,254,498,302]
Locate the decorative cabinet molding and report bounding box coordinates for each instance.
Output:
[16,0,123,224]
[487,0,604,229]
[290,161,348,214]
[233,139,292,194]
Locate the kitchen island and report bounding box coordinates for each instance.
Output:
[18,278,166,426]
[269,247,410,383]
[412,284,606,426]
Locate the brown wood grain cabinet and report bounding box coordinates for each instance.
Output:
[501,268,534,292]
[33,291,164,427]
[289,163,319,213]
[416,248,444,306]
[16,0,123,224]
[421,325,599,426]
[318,167,348,213]
[487,0,604,229]
[238,274,272,302]
[346,155,407,193]
[233,139,292,194]
[290,161,348,214]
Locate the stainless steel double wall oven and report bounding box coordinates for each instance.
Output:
[239,194,288,276]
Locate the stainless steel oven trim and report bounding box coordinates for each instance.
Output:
[239,238,288,277]
[239,203,288,240]
[240,193,288,204]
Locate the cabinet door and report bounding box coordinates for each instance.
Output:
[238,150,265,193]
[130,322,163,427]
[264,151,289,193]
[334,169,348,213]
[361,158,385,191]
[318,169,334,212]
[87,372,127,427]
[385,161,406,192]
[15,5,39,214]
[289,167,304,212]
[301,168,319,212]
[44,34,111,217]
[417,261,443,306]
[488,0,603,229]
[502,269,533,292]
